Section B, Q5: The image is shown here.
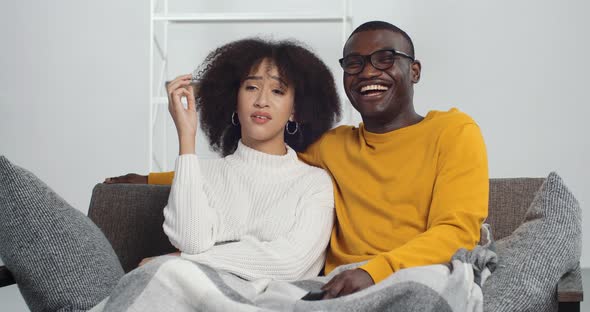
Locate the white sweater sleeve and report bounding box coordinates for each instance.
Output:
[162,154,219,254]
[181,172,334,281]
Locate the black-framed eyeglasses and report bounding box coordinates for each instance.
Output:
[339,49,415,75]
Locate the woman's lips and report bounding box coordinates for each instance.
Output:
[251,115,271,124]
[251,111,272,124]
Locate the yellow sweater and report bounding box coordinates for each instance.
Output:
[148,108,489,283]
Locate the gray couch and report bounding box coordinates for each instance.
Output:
[0,178,584,311]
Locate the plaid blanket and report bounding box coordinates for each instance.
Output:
[91,239,496,312]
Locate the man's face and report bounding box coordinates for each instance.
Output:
[343,30,418,120]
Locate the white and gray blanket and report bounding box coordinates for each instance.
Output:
[91,241,496,312]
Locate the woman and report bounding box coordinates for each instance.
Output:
[153,38,340,281]
[0,37,341,311]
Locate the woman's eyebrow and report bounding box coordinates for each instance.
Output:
[244,75,287,87]
[270,76,288,87]
[244,76,263,81]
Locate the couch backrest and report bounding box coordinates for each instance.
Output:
[88,177,545,272]
[487,177,545,240]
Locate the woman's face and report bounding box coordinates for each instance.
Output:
[236,58,295,149]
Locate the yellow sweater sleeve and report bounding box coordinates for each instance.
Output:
[148,171,175,185]
[297,134,325,168]
[360,123,489,283]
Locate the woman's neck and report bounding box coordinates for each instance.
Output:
[240,136,287,156]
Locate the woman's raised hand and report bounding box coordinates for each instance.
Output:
[167,74,198,155]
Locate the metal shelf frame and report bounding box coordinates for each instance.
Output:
[149,0,352,171]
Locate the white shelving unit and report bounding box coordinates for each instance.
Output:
[149,0,352,171]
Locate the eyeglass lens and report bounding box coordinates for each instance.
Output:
[342,50,395,74]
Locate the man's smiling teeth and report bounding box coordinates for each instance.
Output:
[360,85,389,93]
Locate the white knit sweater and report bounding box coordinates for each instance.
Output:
[162,141,334,282]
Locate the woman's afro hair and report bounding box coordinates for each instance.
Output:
[194,38,341,156]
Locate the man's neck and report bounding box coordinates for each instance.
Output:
[363,108,423,134]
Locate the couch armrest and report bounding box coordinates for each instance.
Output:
[558,264,583,303]
[0,265,15,287]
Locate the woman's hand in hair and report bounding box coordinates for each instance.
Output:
[167,74,198,155]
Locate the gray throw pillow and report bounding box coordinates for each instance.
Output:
[482,172,581,312]
[0,156,124,312]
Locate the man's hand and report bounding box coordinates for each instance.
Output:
[321,268,375,299]
[138,251,181,267]
[104,173,148,184]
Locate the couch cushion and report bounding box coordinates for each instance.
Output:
[0,156,124,311]
[88,183,176,273]
[487,177,545,240]
[482,172,582,312]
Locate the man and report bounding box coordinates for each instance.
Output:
[106,21,488,299]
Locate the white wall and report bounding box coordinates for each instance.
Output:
[0,0,150,212]
[0,0,149,308]
[1,0,588,309]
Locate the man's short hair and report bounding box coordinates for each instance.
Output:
[348,21,415,58]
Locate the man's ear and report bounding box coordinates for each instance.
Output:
[411,60,421,83]
[289,112,296,122]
